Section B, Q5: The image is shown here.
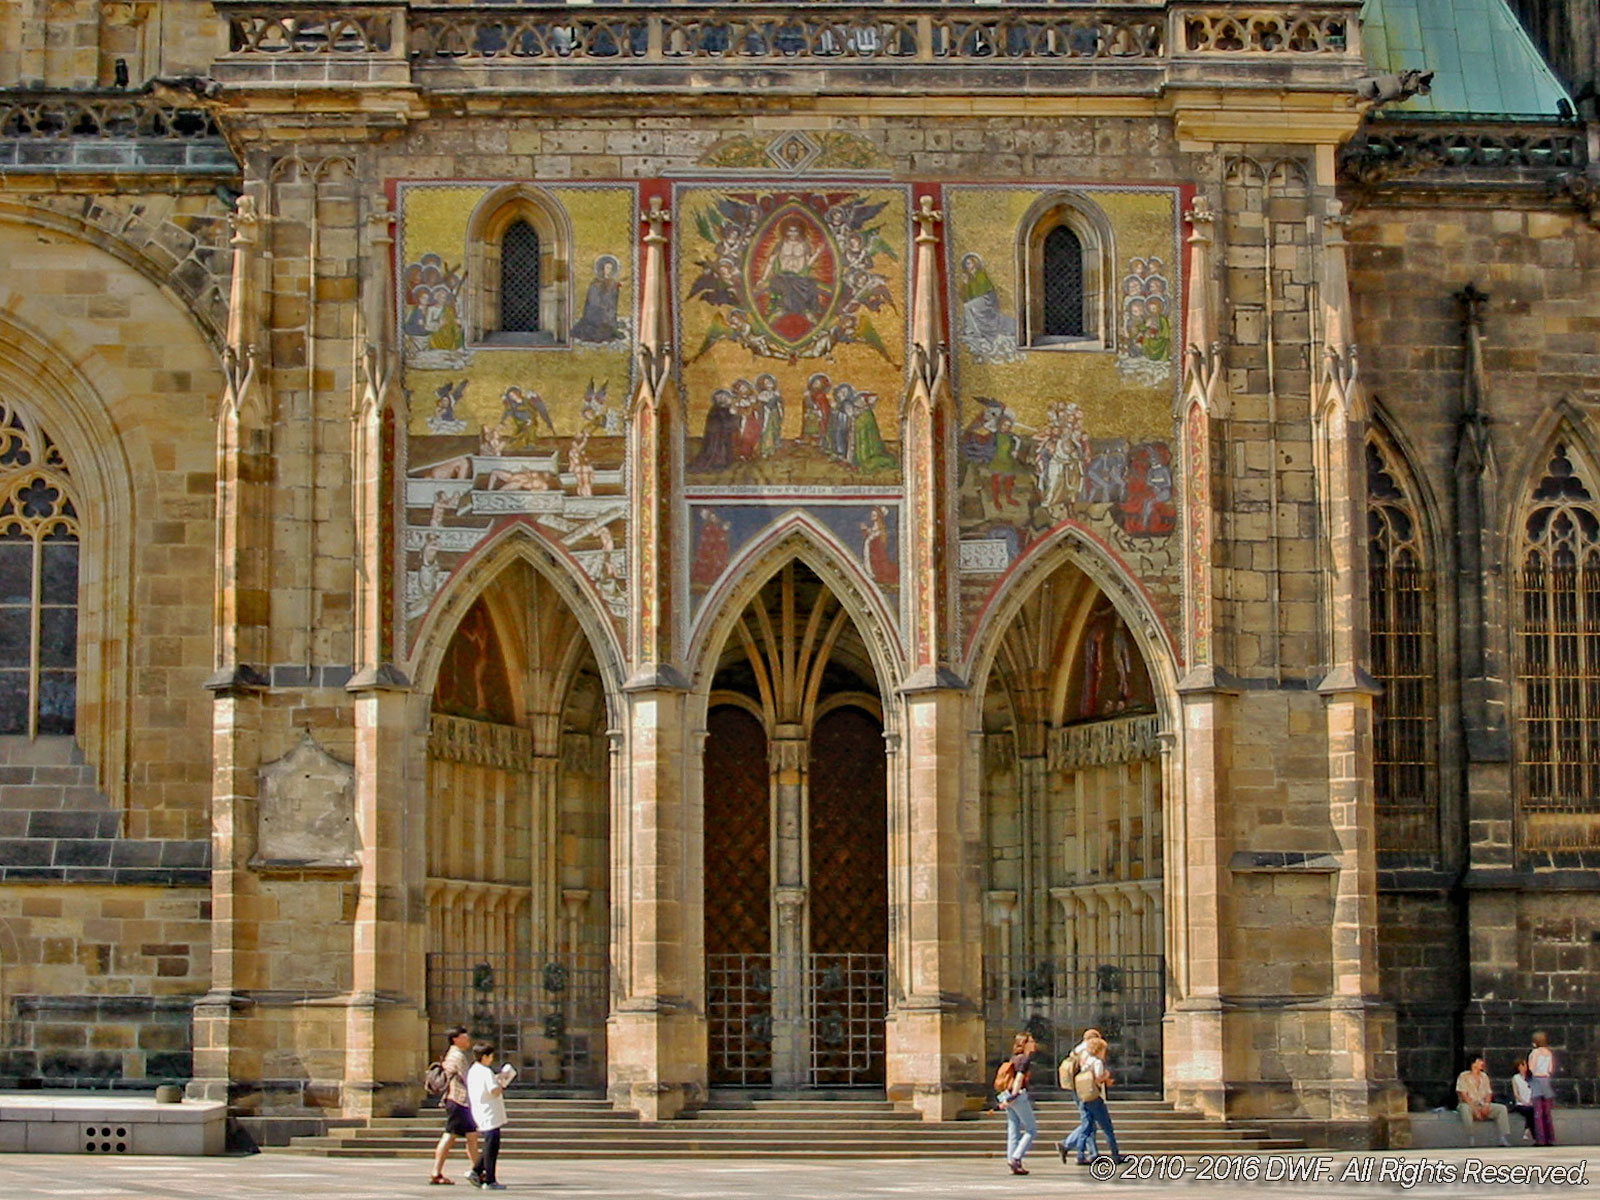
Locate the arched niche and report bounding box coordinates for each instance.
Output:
[465,184,575,347]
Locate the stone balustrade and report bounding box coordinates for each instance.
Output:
[1341,117,1590,187]
[0,91,220,140]
[0,87,236,177]
[211,1,1365,92]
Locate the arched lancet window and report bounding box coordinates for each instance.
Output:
[1019,195,1109,349]
[1366,435,1438,860]
[499,219,542,334]
[1516,441,1600,832]
[0,404,78,737]
[1042,225,1085,338]
[469,188,570,346]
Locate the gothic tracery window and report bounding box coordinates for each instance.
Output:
[1367,436,1438,859]
[1516,442,1600,830]
[0,404,79,737]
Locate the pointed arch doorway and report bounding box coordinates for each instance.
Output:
[703,561,889,1089]
[978,557,1167,1089]
[422,560,612,1088]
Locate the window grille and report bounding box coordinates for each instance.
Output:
[1366,438,1437,858]
[1516,443,1600,818]
[0,403,78,737]
[500,218,541,333]
[1042,224,1085,338]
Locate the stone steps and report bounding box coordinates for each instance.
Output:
[279,1096,1305,1159]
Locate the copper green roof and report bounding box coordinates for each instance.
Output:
[1360,0,1574,117]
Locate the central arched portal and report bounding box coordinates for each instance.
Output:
[703,561,889,1089]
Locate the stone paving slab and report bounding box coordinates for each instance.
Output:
[0,1148,1592,1199]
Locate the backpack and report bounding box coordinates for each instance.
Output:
[1058,1052,1080,1090]
[424,1060,449,1097]
[1074,1065,1102,1104]
[993,1059,1016,1094]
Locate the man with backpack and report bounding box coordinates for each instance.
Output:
[1063,1035,1130,1167]
[428,1025,482,1185]
[1058,1027,1102,1164]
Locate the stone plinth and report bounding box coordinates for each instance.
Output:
[0,1092,227,1155]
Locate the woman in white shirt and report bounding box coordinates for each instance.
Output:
[1529,1032,1557,1146]
[1508,1059,1535,1142]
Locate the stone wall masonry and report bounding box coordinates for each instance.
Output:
[1348,204,1600,513]
[1348,190,1600,1106]
[374,112,1200,189]
[0,220,222,840]
[1376,891,1465,1109]
[0,884,210,1087]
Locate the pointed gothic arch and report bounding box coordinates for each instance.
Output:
[693,550,895,1089]
[966,528,1170,1089]
[965,524,1180,729]
[407,522,626,719]
[1509,424,1600,857]
[0,310,137,807]
[409,525,619,1088]
[687,514,906,707]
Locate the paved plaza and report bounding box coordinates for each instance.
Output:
[0,1148,1592,1200]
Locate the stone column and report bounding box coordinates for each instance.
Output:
[339,191,422,1123]
[192,187,273,1116]
[607,193,704,1121]
[886,193,985,1121]
[984,889,1018,1014]
[340,680,424,1120]
[1164,192,1235,1118]
[886,681,985,1120]
[770,725,810,1088]
[188,691,263,1109]
[1314,201,1404,1138]
[608,682,704,1121]
[1165,677,1235,1117]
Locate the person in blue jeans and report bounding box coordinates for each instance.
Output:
[1065,1035,1129,1166]
[1058,1028,1102,1163]
[997,1031,1039,1175]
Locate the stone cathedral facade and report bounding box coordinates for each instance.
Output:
[0,0,1595,1150]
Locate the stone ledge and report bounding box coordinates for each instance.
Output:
[0,1091,227,1155]
[0,835,210,882]
[0,862,211,885]
[1408,1108,1600,1149]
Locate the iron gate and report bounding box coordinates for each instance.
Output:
[984,955,1164,1089]
[426,951,608,1087]
[707,952,774,1086]
[707,952,887,1087]
[808,952,887,1086]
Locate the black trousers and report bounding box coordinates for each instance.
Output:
[479,1127,502,1183]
